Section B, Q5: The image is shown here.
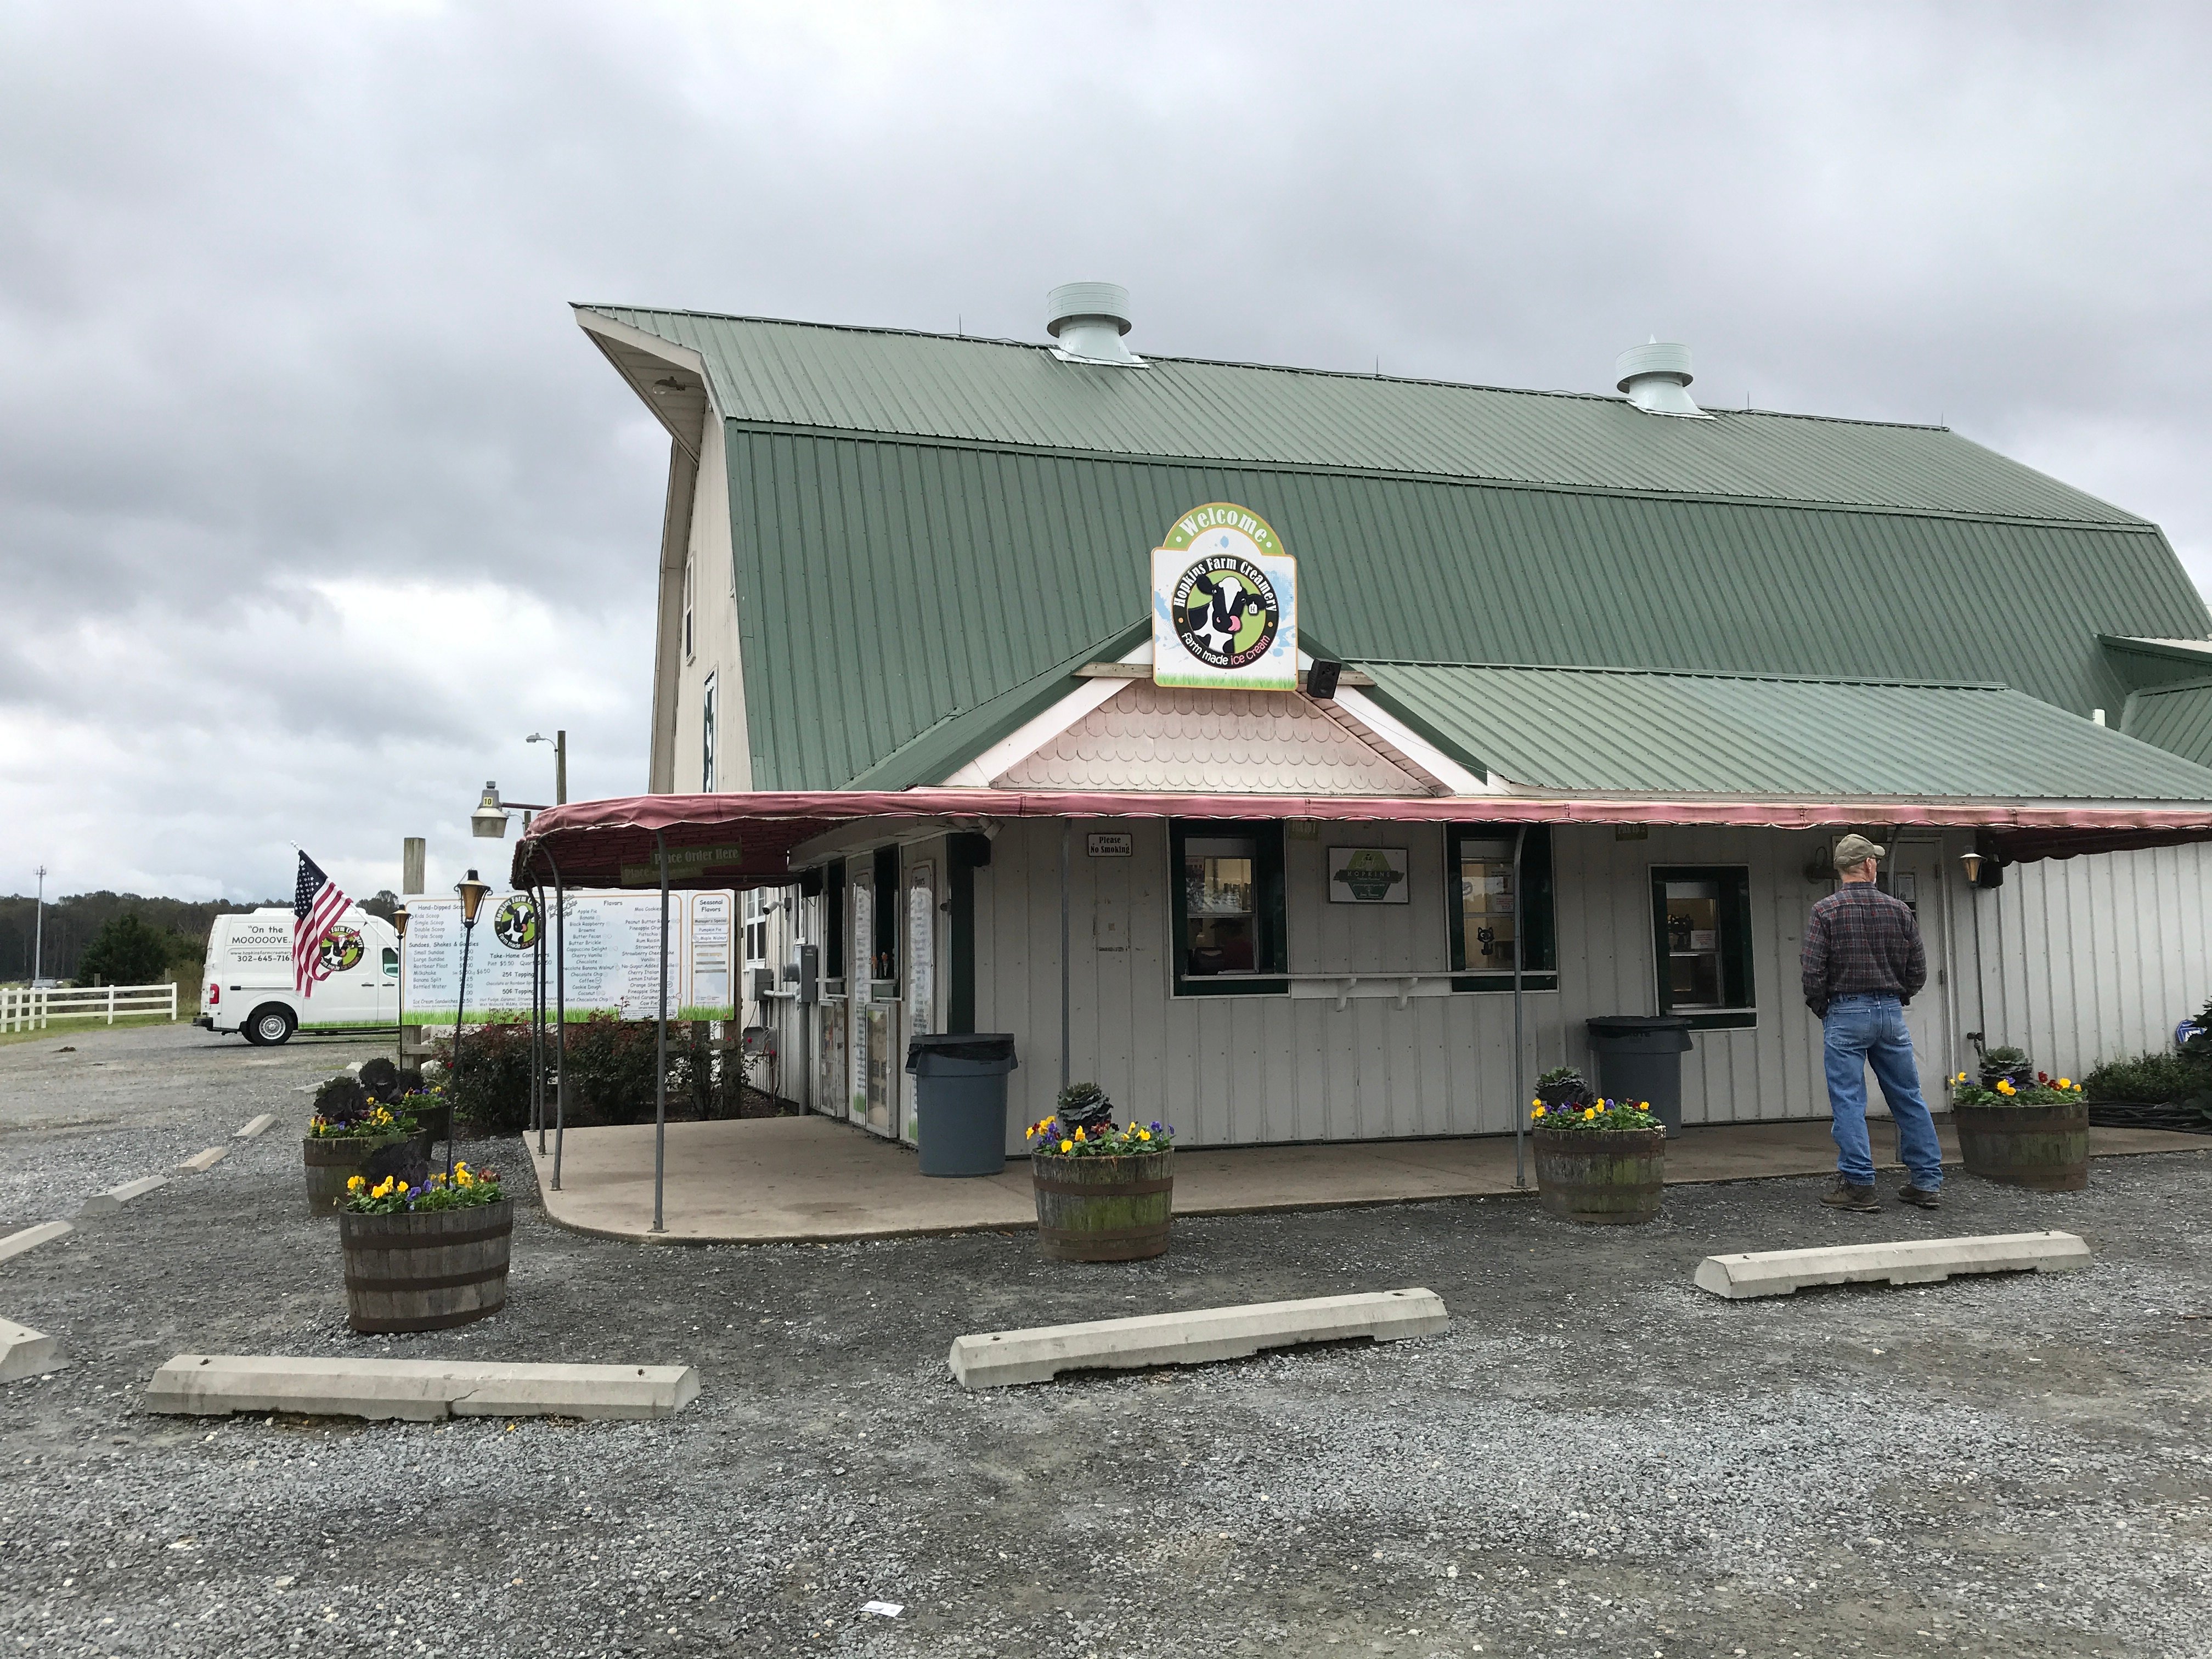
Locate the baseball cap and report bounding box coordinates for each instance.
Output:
[1832,833,1887,869]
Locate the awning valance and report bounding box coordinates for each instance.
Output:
[510,787,2212,891]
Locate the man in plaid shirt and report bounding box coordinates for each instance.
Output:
[1801,833,1943,1212]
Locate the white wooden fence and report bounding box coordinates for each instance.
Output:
[0,982,179,1032]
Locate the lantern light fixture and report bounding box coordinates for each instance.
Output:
[1960,849,1984,887]
[456,870,493,926]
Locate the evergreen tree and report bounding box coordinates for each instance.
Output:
[74,912,181,988]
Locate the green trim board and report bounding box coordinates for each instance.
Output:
[1355,662,2212,802]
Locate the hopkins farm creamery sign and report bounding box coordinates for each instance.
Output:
[1152,503,1298,691]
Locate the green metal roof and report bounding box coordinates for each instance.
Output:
[2098,633,2212,691]
[586,307,2143,524]
[1358,663,2212,801]
[721,430,2208,789]
[2121,677,2212,770]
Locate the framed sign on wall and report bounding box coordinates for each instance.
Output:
[1328,847,1409,904]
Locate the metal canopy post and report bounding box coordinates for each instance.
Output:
[1059,820,1071,1093]
[549,851,568,1193]
[653,829,669,1235]
[1511,823,1528,1191]
[531,885,546,1154]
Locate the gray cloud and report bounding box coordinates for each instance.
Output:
[3,0,2209,900]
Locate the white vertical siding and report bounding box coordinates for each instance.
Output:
[970,817,2211,1148]
[1951,839,2212,1082]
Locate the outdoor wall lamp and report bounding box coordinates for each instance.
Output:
[1960,849,1984,885]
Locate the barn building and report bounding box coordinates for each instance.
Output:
[565,285,2212,1153]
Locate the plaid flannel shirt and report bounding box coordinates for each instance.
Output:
[1801,883,1926,1016]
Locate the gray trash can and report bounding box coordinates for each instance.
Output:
[905,1034,1019,1177]
[1584,1015,1694,1134]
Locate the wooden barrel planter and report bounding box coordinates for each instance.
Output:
[1032,1150,1173,1261]
[406,1097,452,1146]
[1954,1098,2089,1191]
[302,1133,429,1217]
[1533,1128,1665,1224]
[338,1199,514,1333]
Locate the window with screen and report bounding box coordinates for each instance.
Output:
[1170,821,1286,995]
[1446,825,1557,991]
[682,555,696,662]
[1650,865,1754,1028]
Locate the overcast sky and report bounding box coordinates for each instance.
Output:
[4,1,2210,906]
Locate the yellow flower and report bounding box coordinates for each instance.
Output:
[1531,1105,1547,1119]
[1074,1127,1086,1142]
[1582,1107,1597,1120]
[1530,1098,1542,1109]
[1138,1129,1151,1141]
[2057,1078,2071,1089]
[1638,1101,1650,1111]
[397,1181,409,1193]
[347,1175,364,1192]
[1059,1139,1073,1154]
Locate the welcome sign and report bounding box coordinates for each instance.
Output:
[1152,503,1298,691]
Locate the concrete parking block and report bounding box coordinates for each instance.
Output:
[0,1221,74,1263]
[948,1287,1450,1389]
[75,1175,170,1217]
[145,1355,701,1421]
[1,1318,66,1384]
[179,1147,229,1172]
[1693,1231,2091,1300]
[234,1114,278,1139]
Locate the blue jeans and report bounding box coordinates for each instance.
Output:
[1822,995,1943,1188]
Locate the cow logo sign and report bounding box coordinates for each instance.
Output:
[1152,503,1298,691]
[492,894,540,952]
[317,925,365,974]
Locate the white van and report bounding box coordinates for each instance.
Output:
[196,907,400,1045]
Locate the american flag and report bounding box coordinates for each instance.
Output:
[292,851,353,998]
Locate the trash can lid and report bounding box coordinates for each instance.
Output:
[905,1032,1018,1069]
[1585,1014,1694,1036]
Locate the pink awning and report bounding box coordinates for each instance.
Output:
[509,788,2212,890]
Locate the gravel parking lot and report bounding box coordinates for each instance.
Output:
[4,1024,2210,1658]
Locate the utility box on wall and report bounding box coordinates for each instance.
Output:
[788,943,820,1005]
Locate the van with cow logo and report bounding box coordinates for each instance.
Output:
[196,907,400,1045]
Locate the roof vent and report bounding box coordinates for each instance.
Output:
[1615,339,1707,417]
[1047,281,1143,366]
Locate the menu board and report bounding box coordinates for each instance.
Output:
[401,890,737,1023]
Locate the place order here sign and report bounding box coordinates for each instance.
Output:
[400,891,736,1023]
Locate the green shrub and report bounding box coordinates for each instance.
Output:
[74,912,185,987]
[2080,1051,2212,1103]
[443,1022,536,1135]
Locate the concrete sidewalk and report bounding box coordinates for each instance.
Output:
[524,1112,2205,1245]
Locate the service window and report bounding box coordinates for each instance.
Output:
[1650,866,1754,1029]
[1170,821,1286,995]
[1447,826,1557,991]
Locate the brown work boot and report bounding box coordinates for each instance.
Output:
[1821,1177,1881,1212]
[1896,1183,1942,1209]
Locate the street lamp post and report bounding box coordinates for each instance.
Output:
[527,731,568,805]
[450,870,492,1182]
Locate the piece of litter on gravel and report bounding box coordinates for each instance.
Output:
[861,1601,903,1618]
